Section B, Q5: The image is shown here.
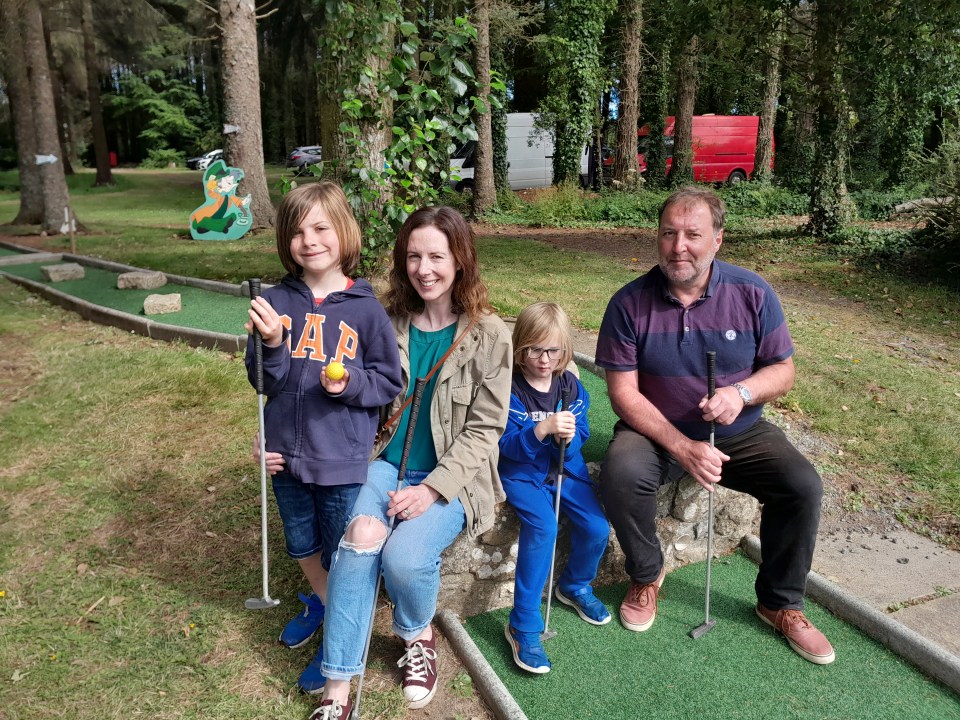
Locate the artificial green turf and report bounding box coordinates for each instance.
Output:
[580,367,615,464]
[466,551,960,720]
[0,261,248,336]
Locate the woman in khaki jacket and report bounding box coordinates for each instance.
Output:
[314,206,512,720]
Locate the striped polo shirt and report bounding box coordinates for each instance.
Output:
[596,260,793,440]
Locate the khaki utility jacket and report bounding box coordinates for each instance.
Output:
[373,311,512,538]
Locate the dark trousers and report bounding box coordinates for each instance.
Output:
[598,419,823,610]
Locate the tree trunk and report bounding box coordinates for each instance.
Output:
[22,0,75,234]
[220,0,275,228]
[613,0,642,188]
[753,10,783,185]
[668,33,697,187]
[807,0,854,236]
[2,0,45,225]
[471,0,496,216]
[81,0,112,186]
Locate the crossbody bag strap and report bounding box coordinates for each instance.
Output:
[379,319,477,436]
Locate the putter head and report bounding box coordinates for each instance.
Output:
[245,596,280,610]
[689,619,717,639]
[540,629,558,642]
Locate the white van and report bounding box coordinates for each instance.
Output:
[450,113,591,191]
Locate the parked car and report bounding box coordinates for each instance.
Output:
[286,145,323,173]
[187,149,223,171]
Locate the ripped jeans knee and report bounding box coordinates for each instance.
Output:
[339,514,388,555]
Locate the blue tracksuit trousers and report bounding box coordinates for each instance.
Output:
[501,473,610,633]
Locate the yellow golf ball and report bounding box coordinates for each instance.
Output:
[326,361,345,381]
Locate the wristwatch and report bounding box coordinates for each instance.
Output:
[732,382,752,406]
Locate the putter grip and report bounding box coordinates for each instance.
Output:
[396,377,428,480]
[706,351,716,398]
[557,385,572,468]
[249,278,263,395]
[706,350,716,438]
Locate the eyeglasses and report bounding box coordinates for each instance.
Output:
[526,346,562,360]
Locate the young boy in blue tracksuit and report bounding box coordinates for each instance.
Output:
[499,302,611,674]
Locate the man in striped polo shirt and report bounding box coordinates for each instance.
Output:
[595,186,834,665]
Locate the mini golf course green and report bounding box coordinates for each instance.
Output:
[0,257,249,337]
[466,551,960,719]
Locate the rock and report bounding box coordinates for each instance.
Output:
[118,270,167,290]
[438,467,760,617]
[143,293,181,315]
[41,263,85,282]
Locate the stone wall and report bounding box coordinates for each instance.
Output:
[438,462,760,617]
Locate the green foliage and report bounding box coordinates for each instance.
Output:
[524,182,588,226]
[912,123,960,255]
[320,6,481,273]
[848,186,927,221]
[719,183,809,217]
[822,226,918,257]
[106,70,205,154]
[537,0,615,185]
[139,148,187,169]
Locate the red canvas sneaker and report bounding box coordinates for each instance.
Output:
[756,603,836,665]
[619,566,666,632]
[308,698,352,720]
[398,630,439,709]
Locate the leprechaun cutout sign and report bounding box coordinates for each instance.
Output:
[190,160,253,240]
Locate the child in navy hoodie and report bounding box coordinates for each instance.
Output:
[499,302,611,674]
[245,181,403,694]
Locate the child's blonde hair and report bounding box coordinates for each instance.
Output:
[512,302,574,375]
[275,182,361,277]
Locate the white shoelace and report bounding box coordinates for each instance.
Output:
[397,641,438,683]
[309,700,345,720]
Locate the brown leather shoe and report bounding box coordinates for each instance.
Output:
[398,629,439,709]
[619,566,666,632]
[756,603,836,665]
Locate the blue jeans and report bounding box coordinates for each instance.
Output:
[272,473,361,567]
[321,459,466,681]
[501,474,610,633]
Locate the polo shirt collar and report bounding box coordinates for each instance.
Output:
[655,260,721,305]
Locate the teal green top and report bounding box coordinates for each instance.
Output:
[383,321,457,473]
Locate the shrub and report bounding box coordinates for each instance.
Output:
[140,148,186,169]
[524,182,587,227]
[719,183,809,217]
[586,189,668,226]
[823,226,918,257]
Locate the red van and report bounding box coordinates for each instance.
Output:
[636,115,773,184]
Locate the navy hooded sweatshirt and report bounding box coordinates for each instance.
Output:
[245,275,403,486]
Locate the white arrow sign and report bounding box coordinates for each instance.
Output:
[35,154,59,165]
[59,207,76,235]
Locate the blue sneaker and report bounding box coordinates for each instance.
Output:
[504,624,551,674]
[297,645,326,694]
[555,586,611,626]
[279,592,325,649]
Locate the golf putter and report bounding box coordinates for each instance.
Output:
[690,350,717,639]
[245,278,280,610]
[541,386,572,641]
[353,377,428,720]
